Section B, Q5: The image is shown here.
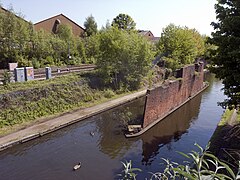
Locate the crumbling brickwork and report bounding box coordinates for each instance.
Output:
[143,63,204,128]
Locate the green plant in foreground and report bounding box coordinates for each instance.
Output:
[120,144,240,180]
[150,143,239,180]
[118,160,142,180]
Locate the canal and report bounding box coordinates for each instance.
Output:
[0,74,225,180]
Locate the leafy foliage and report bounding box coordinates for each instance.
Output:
[112,13,136,31]
[96,27,153,90]
[84,34,100,63]
[119,144,240,180]
[0,7,32,68]
[0,7,90,69]
[84,14,98,37]
[56,24,73,41]
[156,24,205,70]
[1,70,11,85]
[210,0,240,108]
[118,160,142,180]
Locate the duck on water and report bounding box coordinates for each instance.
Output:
[73,162,81,171]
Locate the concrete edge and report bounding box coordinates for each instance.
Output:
[125,83,209,138]
[0,90,146,151]
[228,108,238,126]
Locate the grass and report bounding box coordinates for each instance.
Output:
[0,89,133,136]
[237,110,240,123]
[218,109,235,126]
[0,73,81,94]
[0,72,137,136]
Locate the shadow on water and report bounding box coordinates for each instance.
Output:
[95,97,145,159]
[140,93,202,165]
[0,74,225,180]
[0,97,146,180]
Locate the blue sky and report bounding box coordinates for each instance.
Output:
[1,0,216,37]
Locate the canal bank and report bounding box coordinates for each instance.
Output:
[0,63,206,151]
[0,74,225,180]
[208,109,240,173]
[0,90,146,151]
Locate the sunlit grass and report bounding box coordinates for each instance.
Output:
[237,110,240,123]
[0,71,138,136]
[218,109,234,126]
[0,73,81,94]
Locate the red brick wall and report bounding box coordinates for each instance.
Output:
[34,14,85,37]
[143,63,204,128]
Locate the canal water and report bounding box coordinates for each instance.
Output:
[0,74,225,180]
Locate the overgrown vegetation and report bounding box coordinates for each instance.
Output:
[96,26,154,91]
[119,144,240,180]
[156,24,206,71]
[0,72,129,134]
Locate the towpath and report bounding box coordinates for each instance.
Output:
[0,90,146,151]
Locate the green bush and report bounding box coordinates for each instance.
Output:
[2,70,11,85]
[17,55,32,67]
[31,58,41,69]
[42,56,54,66]
[96,27,154,91]
[103,89,115,98]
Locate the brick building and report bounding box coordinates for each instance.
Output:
[138,30,160,43]
[34,14,85,37]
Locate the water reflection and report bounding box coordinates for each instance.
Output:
[0,75,225,180]
[96,97,145,159]
[141,89,202,165]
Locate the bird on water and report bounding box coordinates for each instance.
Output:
[90,132,95,136]
[73,162,81,171]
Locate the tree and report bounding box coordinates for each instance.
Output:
[156,24,205,70]
[84,34,100,63]
[56,24,80,64]
[112,13,136,31]
[203,36,218,64]
[0,7,91,68]
[96,27,153,90]
[210,0,240,108]
[84,15,98,37]
[75,38,87,63]
[56,24,73,41]
[0,7,31,68]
